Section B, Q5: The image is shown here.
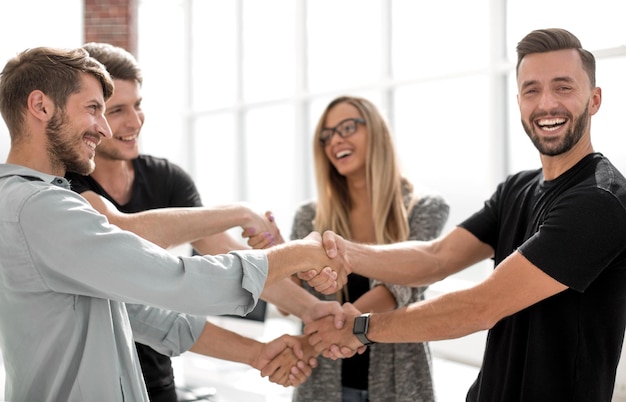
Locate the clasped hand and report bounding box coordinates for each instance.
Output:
[255,333,318,387]
[296,231,350,294]
[303,302,367,360]
[243,220,352,295]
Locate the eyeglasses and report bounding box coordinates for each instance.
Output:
[319,118,365,146]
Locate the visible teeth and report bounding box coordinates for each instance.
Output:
[542,125,561,132]
[537,118,565,127]
[336,150,352,158]
[118,135,137,141]
[85,139,97,150]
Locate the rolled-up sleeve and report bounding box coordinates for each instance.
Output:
[231,249,267,305]
[372,194,450,307]
[126,304,207,356]
[126,250,268,355]
[19,184,269,319]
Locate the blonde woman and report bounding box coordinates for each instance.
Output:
[289,96,450,402]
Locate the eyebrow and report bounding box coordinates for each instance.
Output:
[520,76,575,91]
[105,100,132,111]
[90,100,106,112]
[552,76,575,84]
[323,117,362,129]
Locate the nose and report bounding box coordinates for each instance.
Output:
[537,90,559,111]
[97,114,113,139]
[128,109,144,130]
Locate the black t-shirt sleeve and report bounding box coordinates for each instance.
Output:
[459,187,501,250]
[459,170,626,292]
[134,156,202,209]
[519,188,626,292]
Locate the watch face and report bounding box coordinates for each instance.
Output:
[353,315,368,334]
[353,314,374,345]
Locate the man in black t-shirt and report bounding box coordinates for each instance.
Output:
[302,28,626,402]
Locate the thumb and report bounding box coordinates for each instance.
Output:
[283,335,304,359]
[322,230,338,258]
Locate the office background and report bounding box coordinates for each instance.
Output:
[1,0,626,399]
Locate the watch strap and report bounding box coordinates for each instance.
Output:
[353,313,375,346]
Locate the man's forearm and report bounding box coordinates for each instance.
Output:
[83,192,271,249]
[343,238,446,287]
[115,205,256,249]
[192,231,247,255]
[189,321,262,367]
[343,227,492,287]
[261,278,320,319]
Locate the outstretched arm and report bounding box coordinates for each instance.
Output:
[301,228,491,288]
[262,277,346,327]
[191,231,247,255]
[305,251,568,357]
[80,190,278,250]
[188,320,313,387]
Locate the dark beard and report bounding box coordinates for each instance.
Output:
[46,110,94,175]
[521,101,589,157]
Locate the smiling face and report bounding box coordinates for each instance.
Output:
[517,48,600,157]
[95,78,145,162]
[47,73,111,175]
[322,102,368,178]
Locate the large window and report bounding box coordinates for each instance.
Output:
[138,0,626,369]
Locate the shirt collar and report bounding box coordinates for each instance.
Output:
[0,163,70,189]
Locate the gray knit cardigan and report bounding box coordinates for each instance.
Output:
[290,190,450,402]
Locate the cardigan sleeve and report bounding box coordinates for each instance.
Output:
[372,192,450,307]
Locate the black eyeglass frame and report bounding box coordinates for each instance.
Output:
[319,117,366,146]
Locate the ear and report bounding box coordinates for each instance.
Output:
[27,90,55,122]
[589,86,602,116]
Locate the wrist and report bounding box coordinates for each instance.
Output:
[237,203,253,227]
[352,313,376,346]
[248,340,264,369]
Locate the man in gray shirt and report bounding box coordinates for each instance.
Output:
[0,46,347,402]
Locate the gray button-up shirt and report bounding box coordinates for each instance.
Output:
[0,164,268,402]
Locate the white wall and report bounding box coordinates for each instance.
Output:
[0,0,84,162]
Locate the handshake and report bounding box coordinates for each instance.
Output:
[256,299,370,387]
[259,230,358,296]
[252,231,373,387]
[253,231,376,386]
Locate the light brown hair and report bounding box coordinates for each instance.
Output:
[0,47,113,141]
[82,42,143,85]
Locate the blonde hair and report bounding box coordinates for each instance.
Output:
[312,95,411,245]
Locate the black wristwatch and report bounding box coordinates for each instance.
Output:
[352,313,375,346]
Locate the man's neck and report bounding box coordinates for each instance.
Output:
[90,158,134,204]
[540,141,594,181]
[6,145,62,176]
